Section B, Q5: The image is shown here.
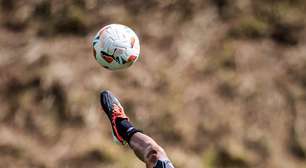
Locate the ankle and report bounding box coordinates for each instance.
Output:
[116,118,141,143]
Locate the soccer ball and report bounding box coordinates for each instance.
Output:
[92,24,140,70]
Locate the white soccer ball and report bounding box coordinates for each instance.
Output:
[92,24,140,70]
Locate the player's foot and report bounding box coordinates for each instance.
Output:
[100,90,129,144]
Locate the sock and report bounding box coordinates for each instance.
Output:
[116,118,141,143]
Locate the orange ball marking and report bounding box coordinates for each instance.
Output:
[128,55,137,62]
[102,55,113,63]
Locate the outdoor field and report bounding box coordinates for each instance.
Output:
[0,0,306,167]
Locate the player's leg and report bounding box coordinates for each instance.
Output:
[129,132,173,168]
[100,90,174,168]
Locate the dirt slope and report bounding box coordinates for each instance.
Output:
[0,0,306,167]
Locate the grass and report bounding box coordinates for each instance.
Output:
[1,0,306,167]
[203,148,250,168]
[228,16,270,39]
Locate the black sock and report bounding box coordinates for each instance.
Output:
[116,118,141,143]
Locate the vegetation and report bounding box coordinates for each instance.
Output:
[0,0,306,167]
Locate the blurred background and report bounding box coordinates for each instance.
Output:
[0,0,306,167]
